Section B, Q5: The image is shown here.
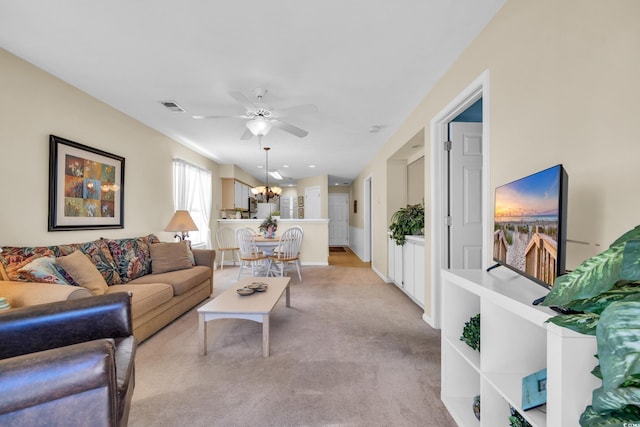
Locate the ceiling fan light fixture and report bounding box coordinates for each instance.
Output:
[246,117,273,136]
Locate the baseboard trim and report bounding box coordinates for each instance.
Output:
[422,313,438,329]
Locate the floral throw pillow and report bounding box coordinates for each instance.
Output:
[17,256,73,285]
[0,247,55,282]
[104,234,159,283]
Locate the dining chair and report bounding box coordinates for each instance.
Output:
[216,226,239,270]
[268,226,303,281]
[236,228,268,280]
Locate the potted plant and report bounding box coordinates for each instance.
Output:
[460,313,480,351]
[271,210,281,221]
[541,225,640,426]
[389,203,425,245]
[259,215,278,238]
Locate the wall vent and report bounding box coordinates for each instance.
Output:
[160,101,185,112]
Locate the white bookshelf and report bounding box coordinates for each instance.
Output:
[440,268,599,427]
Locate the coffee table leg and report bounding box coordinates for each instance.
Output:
[286,284,290,307]
[199,313,207,356]
[262,314,269,357]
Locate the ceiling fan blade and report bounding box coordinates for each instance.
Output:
[272,120,308,138]
[240,128,254,140]
[229,91,256,112]
[276,104,318,118]
[192,114,247,120]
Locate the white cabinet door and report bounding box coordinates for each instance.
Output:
[413,242,425,306]
[393,241,403,286]
[233,181,249,210]
[388,236,395,282]
[404,242,415,297]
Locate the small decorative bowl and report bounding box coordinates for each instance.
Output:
[237,288,254,296]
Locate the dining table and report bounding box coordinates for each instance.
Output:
[253,235,281,256]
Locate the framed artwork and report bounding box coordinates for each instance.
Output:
[48,135,125,231]
[522,368,547,410]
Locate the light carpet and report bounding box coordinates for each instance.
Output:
[128,265,456,427]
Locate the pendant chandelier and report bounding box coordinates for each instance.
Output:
[251,146,282,202]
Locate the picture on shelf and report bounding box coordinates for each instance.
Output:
[522,368,547,410]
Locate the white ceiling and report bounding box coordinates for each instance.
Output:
[0,0,504,186]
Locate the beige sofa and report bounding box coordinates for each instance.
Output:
[0,235,214,342]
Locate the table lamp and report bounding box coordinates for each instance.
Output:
[164,210,198,241]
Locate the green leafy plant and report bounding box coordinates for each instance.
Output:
[271,210,281,216]
[541,225,640,426]
[460,313,480,351]
[259,215,278,233]
[509,406,532,427]
[389,203,425,246]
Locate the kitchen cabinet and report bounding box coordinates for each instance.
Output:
[222,179,251,210]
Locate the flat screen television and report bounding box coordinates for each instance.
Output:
[490,164,568,289]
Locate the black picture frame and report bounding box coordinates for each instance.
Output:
[48,135,125,231]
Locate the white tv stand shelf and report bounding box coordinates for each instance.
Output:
[440,268,599,427]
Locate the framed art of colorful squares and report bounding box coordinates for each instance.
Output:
[48,135,125,231]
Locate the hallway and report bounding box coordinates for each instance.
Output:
[328,246,371,268]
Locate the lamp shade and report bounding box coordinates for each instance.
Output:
[164,210,199,233]
[246,117,273,136]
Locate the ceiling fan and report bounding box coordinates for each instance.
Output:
[192,88,317,140]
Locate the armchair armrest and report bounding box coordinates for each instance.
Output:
[0,292,133,360]
[0,339,117,426]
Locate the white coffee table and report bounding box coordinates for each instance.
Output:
[197,276,291,357]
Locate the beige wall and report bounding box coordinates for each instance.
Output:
[351,0,640,317]
[0,48,221,246]
[219,164,261,188]
[297,175,329,218]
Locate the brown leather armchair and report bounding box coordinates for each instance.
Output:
[0,292,136,427]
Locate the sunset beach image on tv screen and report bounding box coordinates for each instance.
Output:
[493,165,562,287]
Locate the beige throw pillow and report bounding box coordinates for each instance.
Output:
[57,250,109,295]
[150,241,193,274]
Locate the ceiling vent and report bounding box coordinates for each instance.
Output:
[160,101,185,112]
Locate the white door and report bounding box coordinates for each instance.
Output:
[449,122,483,269]
[304,186,321,219]
[328,193,349,245]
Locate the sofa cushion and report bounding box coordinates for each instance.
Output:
[17,256,72,285]
[104,235,159,283]
[105,284,173,320]
[56,239,121,285]
[57,251,109,295]
[128,266,210,296]
[1,248,55,282]
[149,242,193,274]
[0,240,121,286]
